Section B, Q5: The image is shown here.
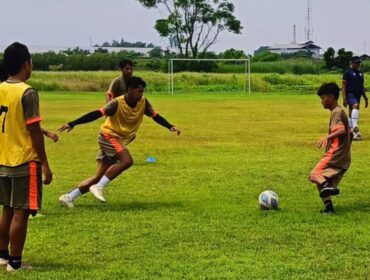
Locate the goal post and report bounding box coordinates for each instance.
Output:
[168,58,251,95]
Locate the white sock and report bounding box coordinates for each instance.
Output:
[352,109,359,128]
[69,188,82,200]
[96,175,111,190]
[348,118,353,128]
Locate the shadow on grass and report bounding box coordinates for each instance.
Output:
[28,262,91,273]
[77,200,184,212]
[335,201,370,214]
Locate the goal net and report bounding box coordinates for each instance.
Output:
[167,58,251,94]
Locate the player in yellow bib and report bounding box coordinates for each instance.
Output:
[0,43,53,271]
[58,77,181,207]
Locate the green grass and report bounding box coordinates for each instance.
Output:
[29,71,370,94]
[2,92,370,279]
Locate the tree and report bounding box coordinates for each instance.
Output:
[335,48,352,71]
[323,47,352,71]
[94,38,157,48]
[148,47,164,58]
[323,47,335,69]
[136,0,243,58]
[219,48,247,59]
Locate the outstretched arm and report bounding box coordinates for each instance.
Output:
[42,128,59,142]
[145,98,181,135]
[58,110,104,133]
[152,114,181,136]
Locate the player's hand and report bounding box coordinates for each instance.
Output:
[343,98,348,107]
[316,137,328,149]
[46,131,59,142]
[42,163,53,185]
[170,126,181,136]
[365,98,368,108]
[58,124,73,133]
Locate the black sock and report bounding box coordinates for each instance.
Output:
[320,181,332,189]
[0,249,9,260]
[324,200,334,211]
[8,256,22,269]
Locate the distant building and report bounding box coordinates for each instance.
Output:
[360,54,369,61]
[255,41,321,58]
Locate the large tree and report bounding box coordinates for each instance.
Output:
[136,0,243,58]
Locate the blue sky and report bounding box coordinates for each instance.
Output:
[1,0,369,54]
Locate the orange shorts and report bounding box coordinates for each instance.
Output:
[96,132,132,161]
[311,159,346,187]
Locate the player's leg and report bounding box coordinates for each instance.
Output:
[77,159,113,193]
[104,149,133,180]
[0,206,13,265]
[7,209,30,271]
[59,159,113,207]
[0,176,13,265]
[347,93,362,139]
[89,149,133,202]
[309,163,341,213]
[351,103,361,139]
[6,169,41,271]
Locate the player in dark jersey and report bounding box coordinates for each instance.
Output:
[105,59,134,102]
[342,56,368,140]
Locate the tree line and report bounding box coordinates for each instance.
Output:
[0,47,248,72]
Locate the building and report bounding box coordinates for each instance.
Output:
[255,41,321,58]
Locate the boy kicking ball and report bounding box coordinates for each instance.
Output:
[309,83,352,214]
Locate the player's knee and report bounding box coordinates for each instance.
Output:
[13,209,30,221]
[125,157,134,168]
[308,173,317,183]
[120,156,133,169]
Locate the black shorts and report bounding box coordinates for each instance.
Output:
[0,162,42,212]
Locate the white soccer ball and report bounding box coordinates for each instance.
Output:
[258,190,279,210]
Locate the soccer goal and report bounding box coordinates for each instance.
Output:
[168,58,251,94]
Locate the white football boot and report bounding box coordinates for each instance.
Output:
[89,185,106,202]
[59,194,74,208]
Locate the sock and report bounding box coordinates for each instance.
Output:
[324,200,334,212]
[69,188,82,200]
[8,256,21,270]
[96,175,111,190]
[0,249,9,260]
[348,117,353,129]
[351,109,359,128]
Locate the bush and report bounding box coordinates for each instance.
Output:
[253,51,281,62]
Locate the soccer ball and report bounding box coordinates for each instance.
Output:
[258,190,279,210]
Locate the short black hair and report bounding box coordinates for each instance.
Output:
[125,76,146,89]
[0,42,31,82]
[119,59,134,69]
[317,82,340,100]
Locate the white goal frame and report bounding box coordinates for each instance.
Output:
[168,58,251,94]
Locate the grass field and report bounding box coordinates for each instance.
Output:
[1,92,370,279]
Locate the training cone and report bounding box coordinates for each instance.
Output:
[145,156,157,163]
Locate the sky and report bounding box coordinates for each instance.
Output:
[1,0,370,55]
